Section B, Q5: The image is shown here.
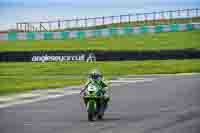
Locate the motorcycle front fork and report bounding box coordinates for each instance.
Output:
[98,99,108,113]
[84,99,108,113]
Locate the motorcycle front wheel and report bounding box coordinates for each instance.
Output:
[97,114,103,120]
[88,113,95,121]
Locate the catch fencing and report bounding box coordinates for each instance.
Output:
[16,8,200,32]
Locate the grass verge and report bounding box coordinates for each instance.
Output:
[0,59,200,95]
[0,30,200,52]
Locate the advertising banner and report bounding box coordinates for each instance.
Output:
[0,50,200,62]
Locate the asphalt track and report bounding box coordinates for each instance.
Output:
[0,75,200,133]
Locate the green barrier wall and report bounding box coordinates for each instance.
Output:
[93,30,102,37]
[155,25,164,33]
[44,32,53,40]
[3,23,199,41]
[27,32,35,40]
[61,32,69,39]
[77,31,85,39]
[140,26,149,33]
[8,32,17,40]
[124,27,133,34]
[170,24,179,32]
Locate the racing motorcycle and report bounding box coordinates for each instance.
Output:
[82,82,110,121]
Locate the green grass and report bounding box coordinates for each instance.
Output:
[1,59,200,95]
[0,30,200,52]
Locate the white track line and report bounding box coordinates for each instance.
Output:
[109,78,155,83]
[0,79,155,109]
[0,90,80,109]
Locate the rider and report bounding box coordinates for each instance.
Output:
[80,69,108,96]
[80,69,109,111]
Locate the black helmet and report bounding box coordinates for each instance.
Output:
[89,69,102,81]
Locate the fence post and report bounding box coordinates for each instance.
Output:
[178,9,181,16]
[169,11,173,24]
[40,22,42,32]
[75,18,79,28]
[144,13,148,25]
[111,16,114,24]
[16,23,18,32]
[170,11,173,19]
[69,20,72,29]
[28,23,30,32]
[29,23,31,32]
[102,16,105,25]
[136,13,139,26]
[160,11,164,25]
[128,14,131,24]
[58,20,61,30]
[25,23,27,32]
[84,17,87,28]
[27,23,29,32]
[186,9,192,23]
[19,23,21,32]
[65,20,69,30]
[187,8,190,17]
[49,23,52,32]
[94,17,96,27]
[120,15,122,24]
[153,12,156,25]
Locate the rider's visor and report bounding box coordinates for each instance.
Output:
[90,74,99,80]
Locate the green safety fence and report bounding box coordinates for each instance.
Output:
[109,28,118,35]
[77,31,85,39]
[44,32,53,40]
[140,26,149,33]
[93,30,102,37]
[170,24,179,32]
[61,32,69,39]
[4,23,199,41]
[155,25,164,33]
[124,27,133,34]
[27,32,36,40]
[186,23,193,30]
[8,32,17,40]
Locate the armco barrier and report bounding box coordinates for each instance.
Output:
[1,49,200,62]
[0,23,200,41]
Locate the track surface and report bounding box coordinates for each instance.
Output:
[0,75,200,133]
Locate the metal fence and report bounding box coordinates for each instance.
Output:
[16,8,200,32]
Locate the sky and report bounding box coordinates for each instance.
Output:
[0,0,200,30]
[1,0,200,7]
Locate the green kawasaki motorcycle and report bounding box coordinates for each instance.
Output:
[82,82,110,121]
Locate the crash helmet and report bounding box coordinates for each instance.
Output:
[89,69,103,81]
